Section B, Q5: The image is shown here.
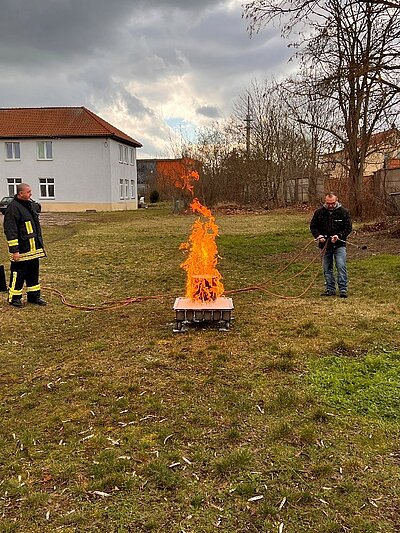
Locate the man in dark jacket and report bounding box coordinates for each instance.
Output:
[310,192,352,298]
[3,183,47,307]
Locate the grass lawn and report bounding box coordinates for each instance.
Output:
[0,206,399,533]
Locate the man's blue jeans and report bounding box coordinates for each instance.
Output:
[323,246,348,294]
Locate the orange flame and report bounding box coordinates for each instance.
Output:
[180,197,224,303]
[174,170,200,194]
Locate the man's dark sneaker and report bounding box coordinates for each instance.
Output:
[9,299,24,308]
[321,290,336,296]
[28,297,47,306]
[340,292,348,298]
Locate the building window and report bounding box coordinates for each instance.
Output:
[119,145,123,163]
[39,178,55,198]
[124,146,129,164]
[37,141,53,160]
[119,179,131,199]
[7,178,22,196]
[5,142,21,160]
[130,148,134,165]
[130,179,135,199]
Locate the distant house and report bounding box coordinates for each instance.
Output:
[320,128,400,188]
[317,128,400,213]
[0,107,142,212]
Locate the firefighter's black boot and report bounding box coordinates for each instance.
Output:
[9,297,24,308]
[27,291,47,306]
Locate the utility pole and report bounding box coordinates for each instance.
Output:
[245,95,252,157]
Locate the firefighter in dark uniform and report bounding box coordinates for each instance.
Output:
[3,183,47,307]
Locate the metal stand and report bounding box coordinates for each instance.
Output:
[173,297,234,332]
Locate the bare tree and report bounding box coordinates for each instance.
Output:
[280,72,339,202]
[188,123,243,206]
[243,0,400,217]
[229,79,314,206]
[360,1,400,7]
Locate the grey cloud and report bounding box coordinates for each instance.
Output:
[0,0,133,65]
[0,0,225,73]
[69,64,150,115]
[0,73,86,107]
[136,0,221,10]
[0,0,295,156]
[196,105,221,118]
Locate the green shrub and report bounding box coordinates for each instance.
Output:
[149,190,160,203]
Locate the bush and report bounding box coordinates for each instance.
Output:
[149,190,160,203]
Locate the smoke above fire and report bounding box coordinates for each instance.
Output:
[178,170,224,303]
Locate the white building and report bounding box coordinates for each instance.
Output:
[0,107,142,212]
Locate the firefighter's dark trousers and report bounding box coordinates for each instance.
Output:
[8,259,41,303]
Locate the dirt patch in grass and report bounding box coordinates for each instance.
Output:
[39,212,95,226]
[333,216,400,257]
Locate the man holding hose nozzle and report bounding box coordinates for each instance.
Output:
[310,192,352,298]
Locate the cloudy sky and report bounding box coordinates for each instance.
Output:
[0,0,295,157]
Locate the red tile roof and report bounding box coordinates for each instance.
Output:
[388,159,400,169]
[0,106,142,147]
[368,127,400,146]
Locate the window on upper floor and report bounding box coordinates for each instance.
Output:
[119,145,123,163]
[37,141,53,160]
[5,142,21,160]
[7,177,22,196]
[130,148,134,165]
[124,146,129,164]
[39,178,55,198]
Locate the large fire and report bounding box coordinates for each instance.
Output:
[178,172,224,303]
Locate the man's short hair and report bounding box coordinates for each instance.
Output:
[17,183,30,194]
